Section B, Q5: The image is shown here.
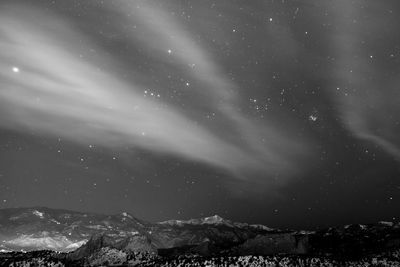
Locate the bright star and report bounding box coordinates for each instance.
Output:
[12,67,20,73]
[309,115,318,122]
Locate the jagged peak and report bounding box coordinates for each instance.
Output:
[202,215,224,223]
[32,210,45,219]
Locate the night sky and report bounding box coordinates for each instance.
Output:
[0,0,399,230]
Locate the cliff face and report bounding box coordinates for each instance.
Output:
[67,234,116,260]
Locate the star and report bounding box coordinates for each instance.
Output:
[309,115,318,122]
[12,67,20,73]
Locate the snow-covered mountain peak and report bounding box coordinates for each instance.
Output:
[158,215,274,232]
[202,215,224,224]
[32,210,45,219]
[158,215,229,227]
[121,212,133,219]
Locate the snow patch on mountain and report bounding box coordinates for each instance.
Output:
[66,239,87,250]
[379,221,394,227]
[122,212,133,219]
[50,218,61,225]
[202,215,225,224]
[32,210,44,219]
[159,215,228,227]
[86,225,108,230]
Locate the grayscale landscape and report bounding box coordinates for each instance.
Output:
[0,0,399,266]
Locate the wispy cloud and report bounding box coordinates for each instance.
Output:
[326,0,400,160]
[0,3,310,183]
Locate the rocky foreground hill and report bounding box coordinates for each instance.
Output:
[0,207,399,266]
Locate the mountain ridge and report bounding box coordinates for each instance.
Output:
[1,206,399,262]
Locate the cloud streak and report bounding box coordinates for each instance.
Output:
[326,0,400,160]
[0,3,310,182]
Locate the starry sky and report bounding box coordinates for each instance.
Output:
[0,0,399,230]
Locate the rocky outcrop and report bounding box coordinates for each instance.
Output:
[67,233,116,260]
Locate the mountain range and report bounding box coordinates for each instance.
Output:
[0,207,399,262]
